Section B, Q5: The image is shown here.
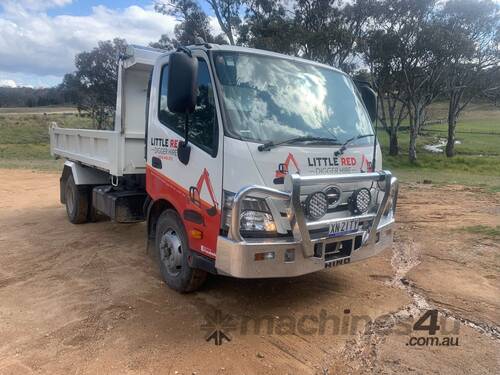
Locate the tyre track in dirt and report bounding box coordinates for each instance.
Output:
[336,185,500,375]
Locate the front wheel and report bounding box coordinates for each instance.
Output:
[155,209,207,293]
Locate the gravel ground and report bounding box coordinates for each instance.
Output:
[0,169,498,375]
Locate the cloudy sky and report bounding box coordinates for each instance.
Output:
[0,0,219,88]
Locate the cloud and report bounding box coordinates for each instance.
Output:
[0,2,178,84]
[0,70,61,88]
[0,79,17,87]
[208,15,223,36]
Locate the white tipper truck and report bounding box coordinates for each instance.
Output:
[50,44,398,292]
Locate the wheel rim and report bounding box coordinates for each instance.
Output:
[159,228,183,277]
[66,182,75,215]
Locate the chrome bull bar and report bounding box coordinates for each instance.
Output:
[229,171,398,258]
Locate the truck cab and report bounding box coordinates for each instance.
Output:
[50,44,398,292]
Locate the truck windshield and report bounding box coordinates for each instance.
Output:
[213,51,373,145]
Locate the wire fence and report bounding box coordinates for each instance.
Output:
[422,129,500,136]
[376,125,500,136]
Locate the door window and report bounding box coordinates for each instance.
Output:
[158,58,218,156]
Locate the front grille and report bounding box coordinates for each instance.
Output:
[327,203,349,213]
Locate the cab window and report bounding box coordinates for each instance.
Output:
[158,58,218,156]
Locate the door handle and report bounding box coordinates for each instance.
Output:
[152,156,162,169]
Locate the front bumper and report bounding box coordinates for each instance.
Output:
[215,171,398,278]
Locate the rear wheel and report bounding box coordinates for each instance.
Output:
[155,209,207,292]
[65,174,90,224]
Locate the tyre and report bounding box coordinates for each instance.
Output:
[64,174,90,224]
[155,209,207,293]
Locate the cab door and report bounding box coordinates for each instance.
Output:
[146,50,223,258]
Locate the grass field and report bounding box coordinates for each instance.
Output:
[0,102,498,190]
[0,106,78,114]
[377,102,500,191]
[0,111,92,170]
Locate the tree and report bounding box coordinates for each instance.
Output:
[482,68,500,106]
[59,73,83,106]
[154,0,227,45]
[238,0,300,54]
[205,0,242,45]
[363,28,409,156]
[404,20,448,163]
[150,34,176,50]
[293,0,372,72]
[365,0,448,163]
[437,0,500,157]
[62,39,127,129]
[0,86,68,108]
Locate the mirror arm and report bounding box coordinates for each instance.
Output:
[184,111,190,145]
[178,111,191,165]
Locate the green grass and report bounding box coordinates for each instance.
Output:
[0,106,77,114]
[461,225,500,239]
[0,112,93,170]
[0,158,64,171]
[423,120,499,156]
[378,102,500,190]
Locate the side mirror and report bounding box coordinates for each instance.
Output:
[355,81,377,123]
[167,49,198,165]
[167,50,198,113]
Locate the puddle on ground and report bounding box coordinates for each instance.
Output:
[424,138,461,153]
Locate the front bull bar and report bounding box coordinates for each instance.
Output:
[228,171,398,258]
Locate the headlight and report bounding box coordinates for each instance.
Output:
[221,191,277,234]
[240,197,276,233]
[240,210,276,232]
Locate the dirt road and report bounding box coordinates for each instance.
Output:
[0,169,498,374]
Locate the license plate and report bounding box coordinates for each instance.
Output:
[329,219,359,237]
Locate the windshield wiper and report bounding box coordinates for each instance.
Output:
[258,136,339,152]
[334,134,374,156]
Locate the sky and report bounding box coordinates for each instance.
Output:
[0,0,219,88]
[2,0,499,88]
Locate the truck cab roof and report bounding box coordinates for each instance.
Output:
[123,43,344,76]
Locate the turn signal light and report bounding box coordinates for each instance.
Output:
[254,251,275,261]
[190,229,203,239]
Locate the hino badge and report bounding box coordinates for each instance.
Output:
[50,43,398,292]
